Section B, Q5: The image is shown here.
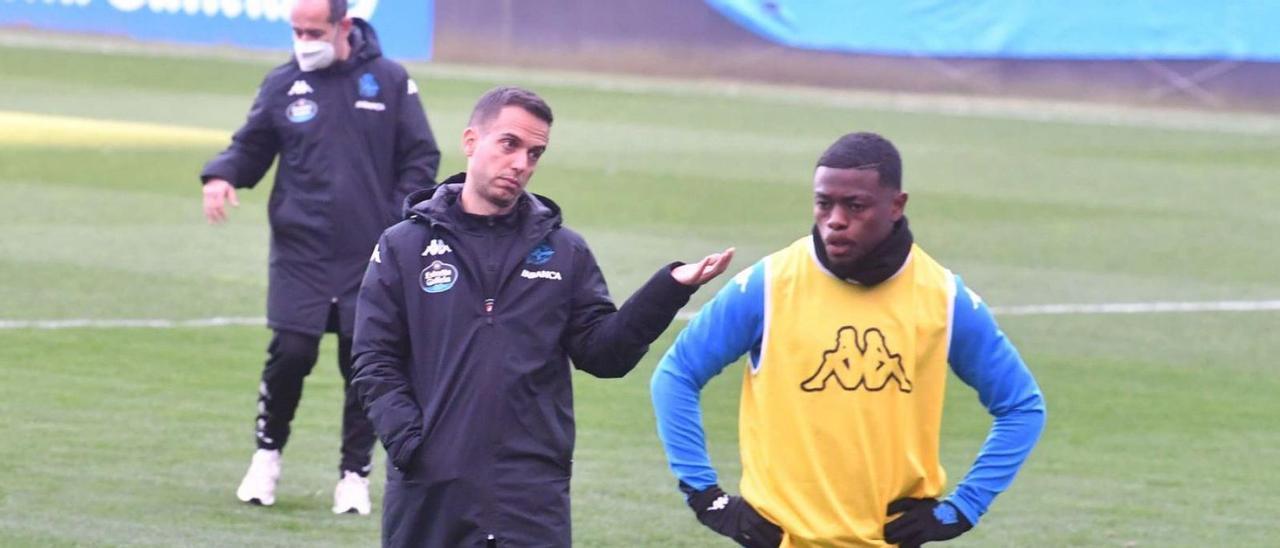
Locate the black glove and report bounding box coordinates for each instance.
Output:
[683,483,783,548]
[884,498,972,547]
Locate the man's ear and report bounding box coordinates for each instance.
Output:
[339,17,354,33]
[462,127,478,158]
[892,191,909,220]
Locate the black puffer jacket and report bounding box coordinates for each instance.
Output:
[201,19,440,336]
[352,178,695,547]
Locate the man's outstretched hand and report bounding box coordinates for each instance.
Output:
[672,247,734,286]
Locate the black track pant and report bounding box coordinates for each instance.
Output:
[253,327,376,477]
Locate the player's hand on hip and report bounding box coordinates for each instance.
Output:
[884,497,972,548]
[685,484,782,548]
[671,247,735,286]
[202,178,239,224]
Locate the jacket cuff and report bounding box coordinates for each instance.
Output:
[200,163,240,186]
[608,263,697,346]
[389,430,423,471]
[942,493,982,528]
[646,262,699,304]
[200,172,232,186]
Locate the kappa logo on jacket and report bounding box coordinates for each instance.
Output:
[800,326,913,393]
[422,239,452,256]
[287,80,314,96]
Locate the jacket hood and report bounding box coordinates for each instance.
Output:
[346,18,383,66]
[403,173,563,235]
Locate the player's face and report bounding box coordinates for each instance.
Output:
[462,106,550,213]
[813,166,906,268]
[290,0,347,43]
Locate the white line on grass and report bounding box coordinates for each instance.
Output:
[988,300,1280,316]
[675,299,1280,320]
[2,300,1279,330]
[0,317,264,330]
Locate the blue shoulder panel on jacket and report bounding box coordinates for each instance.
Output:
[651,260,766,491]
[944,275,1047,526]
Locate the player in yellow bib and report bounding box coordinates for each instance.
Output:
[652,132,1046,547]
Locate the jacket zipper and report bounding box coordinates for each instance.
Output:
[482,224,499,326]
[481,234,551,327]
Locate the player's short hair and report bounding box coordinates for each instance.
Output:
[328,0,347,22]
[817,132,902,190]
[469,86,554,129]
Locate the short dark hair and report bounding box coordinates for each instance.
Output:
[816,132,902,190]
[469,86,554,128]
[328,0,347,23]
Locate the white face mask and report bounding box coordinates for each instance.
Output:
[294,35,336,72]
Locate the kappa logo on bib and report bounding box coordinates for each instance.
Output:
[420,260,458,294]
[801,325,913,393]
[286,98,318,123]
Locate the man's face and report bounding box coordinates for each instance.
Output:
[290,0,346,44]
[462,106,550,212]
[813,166,907,269]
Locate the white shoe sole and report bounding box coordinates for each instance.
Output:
[238,495,276,506]
[332,504,370,515]
[237,486,276,506]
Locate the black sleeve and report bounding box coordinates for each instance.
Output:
[563,244,698,379]
[351,234,424,470]
[200,76,280,188]
[391,71,441,204]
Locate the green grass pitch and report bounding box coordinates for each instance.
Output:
[2,39,1279,546]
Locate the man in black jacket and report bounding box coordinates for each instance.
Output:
[199,0,440,514]
[352,86,733,546]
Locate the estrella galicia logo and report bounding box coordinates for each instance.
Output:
[286,98,318,123]
[526,242,554,265]
[420,260,458,294]
[358,73,380,98]
[800,326,913,393]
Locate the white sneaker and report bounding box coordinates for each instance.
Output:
[235,449,281,506]
[332,471,371,515]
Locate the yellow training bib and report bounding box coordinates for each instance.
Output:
[740,237,956,547]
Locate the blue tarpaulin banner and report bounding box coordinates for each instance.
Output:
[705,0,1280,61]
[0,0,434,60]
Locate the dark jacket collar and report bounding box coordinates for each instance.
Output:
[403,173,563,238]
[811,217,914,286]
